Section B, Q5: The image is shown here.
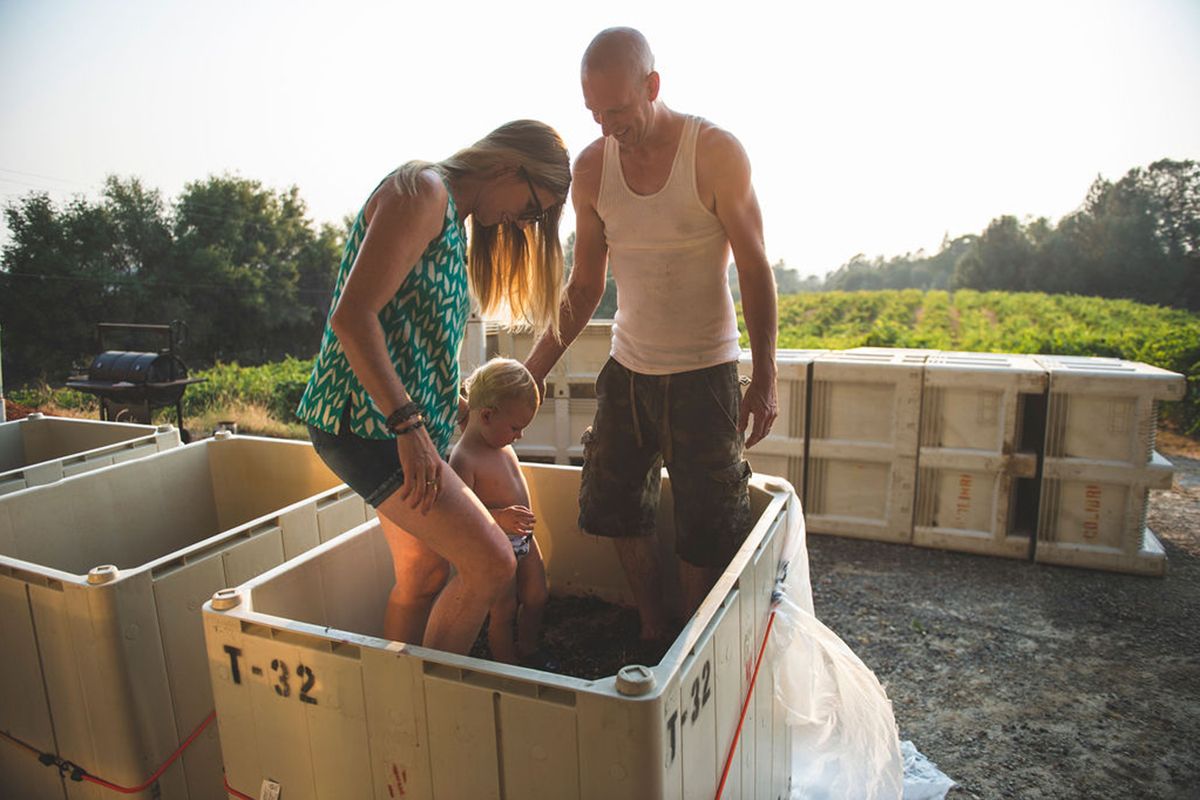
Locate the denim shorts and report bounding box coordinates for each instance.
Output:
[578,358,753,569]
[308,419,406,508]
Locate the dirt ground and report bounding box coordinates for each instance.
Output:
[807,430,1200,799]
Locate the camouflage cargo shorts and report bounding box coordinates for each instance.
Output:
[578,358,753,569]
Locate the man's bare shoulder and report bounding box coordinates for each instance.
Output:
[572,138,607,204]
[577,137,607,168]
[696,120,750,166]
[574,139,606,180]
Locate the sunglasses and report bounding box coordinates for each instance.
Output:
[517,166,547,224]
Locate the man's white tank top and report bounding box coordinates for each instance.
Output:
[598,114,740,375]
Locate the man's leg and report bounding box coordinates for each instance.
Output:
[668,362,753,617]
[614,536,670,641]
[578,359,665,641]
[678,561,720,621]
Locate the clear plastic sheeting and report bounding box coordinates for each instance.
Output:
[900,740,957,800]
[765,480,905,799]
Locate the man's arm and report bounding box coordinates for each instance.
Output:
[704,127,778,449]
[524,140,609,389]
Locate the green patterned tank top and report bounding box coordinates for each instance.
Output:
[296,171,469,455]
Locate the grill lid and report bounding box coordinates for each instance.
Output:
[87,351,187,384]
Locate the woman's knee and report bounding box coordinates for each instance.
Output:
[387,550,449,601]
[462,536,517,595]
[409,559,450,599]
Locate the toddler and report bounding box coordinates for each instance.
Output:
[450,358,549,666]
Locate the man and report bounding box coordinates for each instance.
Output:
[525,26,778,647]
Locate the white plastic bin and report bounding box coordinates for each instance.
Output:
[738,349,826,494]
[912,352,1046,558]
[0,413,181,496]
[0,434,370,800]
[1032,356,1185,575]
[1035,355,1185,466]
[203,465,798,800]
[805,350,926,543]
[516,384,598,465]
[482,320,614,386]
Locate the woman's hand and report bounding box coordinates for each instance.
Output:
[490,505,536,537]
[395,427,444,515]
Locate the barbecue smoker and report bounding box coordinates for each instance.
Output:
[67,322,205,441]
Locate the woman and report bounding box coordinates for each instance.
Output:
[296,120,569,655]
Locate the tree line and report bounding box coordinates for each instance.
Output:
[1,175,343,385]
[812,159,1199,308]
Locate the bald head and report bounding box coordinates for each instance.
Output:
[582,27,655,81]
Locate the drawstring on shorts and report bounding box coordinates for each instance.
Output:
[627,370,673,463]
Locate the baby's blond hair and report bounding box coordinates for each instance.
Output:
[464,358,540,411]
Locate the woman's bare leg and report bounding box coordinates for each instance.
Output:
[377,517,449,643]
[376,468,515,655]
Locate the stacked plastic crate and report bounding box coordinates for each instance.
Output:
[737,349,826,495]
[479,321,614,465]
[804,349,927,543]
[912,353,1046,559]
[1032,356,1186,575]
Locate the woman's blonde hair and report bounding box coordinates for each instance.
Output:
[464,358,540,411]
[393,120,569,339]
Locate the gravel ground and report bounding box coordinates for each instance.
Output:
[809,433,1200,799]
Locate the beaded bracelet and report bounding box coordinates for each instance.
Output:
[385,401,422,433]
[394,417,425,436]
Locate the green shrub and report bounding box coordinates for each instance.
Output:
[771,290,1200,434]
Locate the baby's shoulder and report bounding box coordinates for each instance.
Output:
[448,440,477,473]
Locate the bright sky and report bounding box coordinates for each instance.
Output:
[1,0,1198,279]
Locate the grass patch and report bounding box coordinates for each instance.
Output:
[187,401,308,441]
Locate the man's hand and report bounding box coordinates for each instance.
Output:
[738,375,778,449]
[531,373,548,408]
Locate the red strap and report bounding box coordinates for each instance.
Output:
[80,710,217,794]
[715,609,777,800]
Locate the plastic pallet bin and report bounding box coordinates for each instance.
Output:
[1035,355,1185,466]
[1032,356,1185,575]
[483,320,614,386]
[556,320,615,385]
[512,386,597,466]
[805,350,926,543]
[912,352,1046,558]
[0,413,181,496]
[471,321,613,466]
[203,464,798,800]
[0,434,370,800]
[737,349,826,495]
